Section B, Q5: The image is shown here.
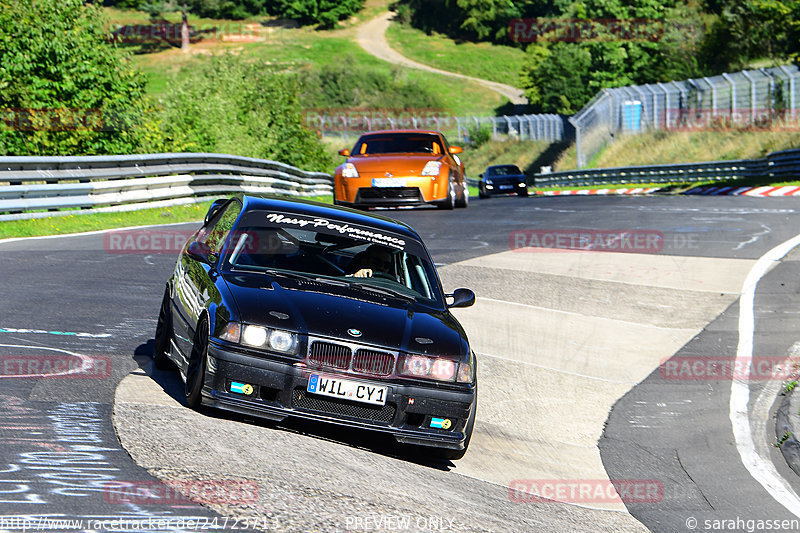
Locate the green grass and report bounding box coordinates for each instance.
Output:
[385,23,526,89]
[0,195,332,240]
[459,139,560,177]
[114,8,506,115]
[556,129,800,170]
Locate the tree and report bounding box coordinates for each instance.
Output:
[267,0,365,29]
[0,0,166,155]
[520,43,593,114]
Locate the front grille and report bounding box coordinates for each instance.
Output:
[352,349,395,376]
[293,389,396,423]
[308,341,351,370]
[358,187,421,200]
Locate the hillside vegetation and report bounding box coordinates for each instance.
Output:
[392,0,800,115]
[556,130,800,170]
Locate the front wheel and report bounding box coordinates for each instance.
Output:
[436,181,456,210]
[455,183,469,208]
[153,288,174,370]
[185,319,209,409]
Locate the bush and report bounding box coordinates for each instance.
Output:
[466,124,491,148]
[158,55,334,171]
[299,59,445,111]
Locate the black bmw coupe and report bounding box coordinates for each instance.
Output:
[154,194,477,459]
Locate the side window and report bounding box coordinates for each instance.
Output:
[199,200,242,256]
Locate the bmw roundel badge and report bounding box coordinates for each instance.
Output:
[347,328,362,338]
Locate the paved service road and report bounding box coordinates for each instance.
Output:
[3,195,800,532]
[356,12,528,105]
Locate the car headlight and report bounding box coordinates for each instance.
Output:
[398,354,460,382]
[342,163,359,178]
[220,322,299,355]
[421,161,442,176]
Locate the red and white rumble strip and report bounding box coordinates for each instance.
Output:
[683,185,800,196]
[536,185,800,196]
[539,188,661,196]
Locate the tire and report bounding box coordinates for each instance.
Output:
[434,388,477,461]
[185,318,209,409]
[436,181,456,210]
[455,183,469,208]
[479,190,488,199]
[153,288,174,370]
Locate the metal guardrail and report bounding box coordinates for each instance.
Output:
[533,148,800,188]
[0,153,334,221]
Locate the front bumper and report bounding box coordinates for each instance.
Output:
[202,342,476,450]
[483,179,527,195]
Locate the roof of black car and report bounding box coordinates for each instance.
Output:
[239,194,423,241]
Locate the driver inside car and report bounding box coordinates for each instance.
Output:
[348,244,396,279]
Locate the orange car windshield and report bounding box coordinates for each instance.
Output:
[355,134,441,155]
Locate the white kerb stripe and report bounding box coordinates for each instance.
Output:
[730,232,800,517]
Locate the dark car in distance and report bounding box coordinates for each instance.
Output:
[479,164,529,198]
[154,194,477,459]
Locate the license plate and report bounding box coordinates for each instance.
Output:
[307,374,388,406]
[372,178,407,187]
[500,185,513,190]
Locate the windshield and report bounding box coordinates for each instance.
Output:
[487,165,522,176]
[221,210,445,307]
[352,133,443,155]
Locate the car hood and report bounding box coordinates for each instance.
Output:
[223,273,468,359]
[348,154,444,175]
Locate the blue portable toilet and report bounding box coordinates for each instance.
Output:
[622,100,642,132]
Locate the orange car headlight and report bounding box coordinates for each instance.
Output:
[421,161,442,176]
[342,163,359,178]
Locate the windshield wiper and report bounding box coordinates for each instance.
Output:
[263,269,347,287]
[347,281,415,302]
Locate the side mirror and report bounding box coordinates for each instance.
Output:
[449,146,463,154]
[447,288,475,309]
[338,149,351,157]
[478,173,483,179]
[187,241,215,264]
[204,199,228,226]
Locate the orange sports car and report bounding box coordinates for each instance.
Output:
[334,130,469,209]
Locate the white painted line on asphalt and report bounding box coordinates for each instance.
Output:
[0,327,111,338]
[730,233,800,518]
[0,220,199,245]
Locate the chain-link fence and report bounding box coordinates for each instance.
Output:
[305,112,568,145]
[570,65,800,168]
